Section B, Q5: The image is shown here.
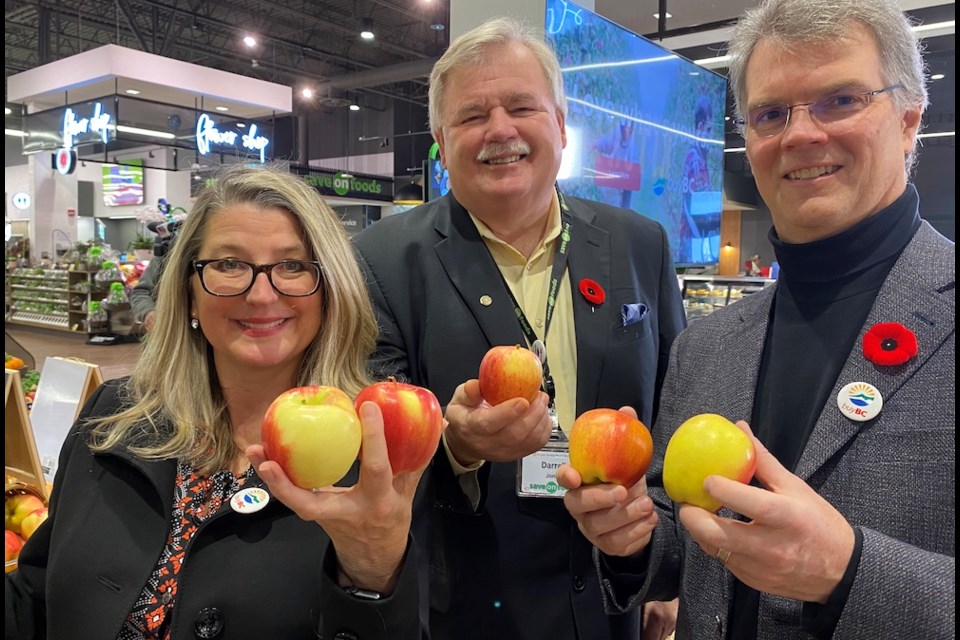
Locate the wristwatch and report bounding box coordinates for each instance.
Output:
[343,586,383,601]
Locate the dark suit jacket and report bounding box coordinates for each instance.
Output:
[601,222,956,639]
[4,380,424,640]
[355,192,686,640]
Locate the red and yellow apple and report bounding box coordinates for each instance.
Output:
[663,413,757,513]
[5,529,24,564]
[478,345,543,406]
[20,507,48,540]
[354,379,443,474]
[262,386,362,490]
[569,408,654,486]
[5,493,45,536]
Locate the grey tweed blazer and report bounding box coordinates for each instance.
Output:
[602,221,955,639]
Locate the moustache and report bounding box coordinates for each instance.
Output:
[476,140,531,163]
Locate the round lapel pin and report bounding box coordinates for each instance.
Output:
[836,382,883,422]
[480,295,493,306]
[230,487,270,513]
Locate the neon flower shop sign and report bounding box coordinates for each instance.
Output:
[196,113,270,163]
[62,102,112,149]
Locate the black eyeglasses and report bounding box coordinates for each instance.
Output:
[193,259,323,297]
[737,84,903,138]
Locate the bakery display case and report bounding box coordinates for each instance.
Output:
[679,275,775,321]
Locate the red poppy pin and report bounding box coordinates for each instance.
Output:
[578,278,605,306]
[863,322,918,366]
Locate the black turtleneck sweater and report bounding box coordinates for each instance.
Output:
[729,185,922,640]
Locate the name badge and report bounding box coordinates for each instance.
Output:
[516,443,569,499]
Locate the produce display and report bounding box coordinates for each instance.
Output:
[4,483,48,572]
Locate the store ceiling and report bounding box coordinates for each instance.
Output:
[4,0,955,137]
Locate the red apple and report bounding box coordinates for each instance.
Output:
[354,378,444,473]
[478,345,543,406]
[5,494,45,535]
[19,507,48,541]
[5,529,24,563]
[568,409,654,486]
[262,386,362,490]
[663,413,757,513]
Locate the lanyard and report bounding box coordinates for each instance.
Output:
[496,189,573,405]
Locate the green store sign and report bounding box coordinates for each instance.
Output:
[291,166,393,202]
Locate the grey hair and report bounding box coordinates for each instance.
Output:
[728,0,928,171]
[428,17,567,133]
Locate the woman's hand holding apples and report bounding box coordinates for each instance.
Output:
[443,379,553,466]
[248,401,426,594]
[678,421,856,604]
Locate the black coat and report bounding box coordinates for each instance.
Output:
[5,380,424,640]
[355,192,686,640]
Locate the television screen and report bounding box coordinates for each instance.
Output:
[102,160,144,207]
[546,0,727,265]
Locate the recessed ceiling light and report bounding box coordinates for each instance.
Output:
[653,12,672,19]
[125,89,141,95]
[243,35,257,47]
[349,104,361,111]
[931,73,945,80]
[4,107,11,115]
[301,88,314,99]
[216,106,229,112]
[237,123,246,128]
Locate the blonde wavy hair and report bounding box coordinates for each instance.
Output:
[89,165,378,474]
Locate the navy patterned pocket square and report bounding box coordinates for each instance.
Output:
[621,303,649,327]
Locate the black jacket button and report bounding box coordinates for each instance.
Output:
[572,575,586,592]
[193,607,224,638]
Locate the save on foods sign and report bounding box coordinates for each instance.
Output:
[290,166,393,203]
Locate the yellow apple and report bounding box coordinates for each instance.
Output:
[261,386,362,490]
[20,507,49,540]
[663,414,757,513]
[5,494,45,536]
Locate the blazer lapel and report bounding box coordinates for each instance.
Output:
[717,292,775,423]
[795,225,955,482]
[433,195,527,349]
[564,199,611,414]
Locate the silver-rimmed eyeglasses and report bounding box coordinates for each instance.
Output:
[737,84,903,138]
[193,259,323,297]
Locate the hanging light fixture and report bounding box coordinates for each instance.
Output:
[360,18,375,40]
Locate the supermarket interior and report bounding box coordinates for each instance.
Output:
[3,0,955,637]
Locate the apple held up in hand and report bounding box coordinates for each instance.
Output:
[262,386,362,490]
[569,409,654,486]
[20,507,48,540]
[663,413,757,513]
[478,345,543,406]
[354,378,443,474]
[5,494,45,536]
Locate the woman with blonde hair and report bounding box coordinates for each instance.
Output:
[5,165,426,639]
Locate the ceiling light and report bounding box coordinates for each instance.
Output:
[349,104,361,111]
[360,18,375,40]
[125,89,141,95]
[115,125,176,139]
[653,12,672,19]
[243,35,257,47]
[5,129,26,137]
[216,106,229,112]
[723,147,746,153]
[917,131,955,139]
[431,23,445,31]
[301,88,314,99]
[930,73,945,81]
[694,54,731,69]
[237,123,246,128]
[4,107,11,115]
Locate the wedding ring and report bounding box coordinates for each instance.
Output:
[716,547,732,565]
[310,487,323,494]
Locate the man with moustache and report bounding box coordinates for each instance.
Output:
[354,16,685,640]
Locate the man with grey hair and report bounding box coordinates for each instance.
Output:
[355,16,685,640]
[559,0,955,638]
